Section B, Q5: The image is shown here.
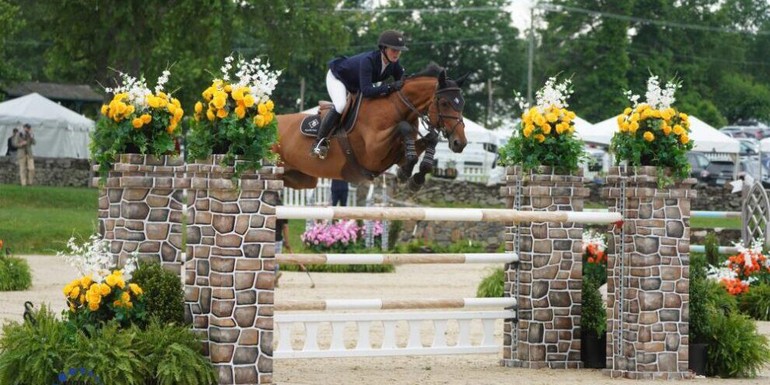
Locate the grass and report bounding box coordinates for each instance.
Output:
[0,184,99,254]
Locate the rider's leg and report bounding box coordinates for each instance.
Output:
[312,71,346,158]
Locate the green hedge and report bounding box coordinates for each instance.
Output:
[0,255,32,291]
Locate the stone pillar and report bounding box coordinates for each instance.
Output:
[96,154,189,272]
[501,166,588,369]
[185,156,282,385]
[602,166,693,379]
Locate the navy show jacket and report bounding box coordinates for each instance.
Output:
[328,50,404,98]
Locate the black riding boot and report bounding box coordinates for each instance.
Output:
[311,110,341,159]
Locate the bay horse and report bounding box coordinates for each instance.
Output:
[273,64,468,190]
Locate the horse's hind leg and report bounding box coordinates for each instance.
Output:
[408,130,439,191]
[396,121,419,183]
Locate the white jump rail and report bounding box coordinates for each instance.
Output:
[275,310,513,358]
[276,298,517,312]
[277,206,622,223]
[276,253,518,265]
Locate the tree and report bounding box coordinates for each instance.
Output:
[0,0,26,92]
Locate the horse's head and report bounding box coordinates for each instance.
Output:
[429,70,468,153]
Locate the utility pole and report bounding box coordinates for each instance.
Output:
[486,78,493,127]
[527,6,535,106]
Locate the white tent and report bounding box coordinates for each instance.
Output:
[0,93,95,159]
[587,114,739,154]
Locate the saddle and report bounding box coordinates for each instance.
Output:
[299,93,364,137]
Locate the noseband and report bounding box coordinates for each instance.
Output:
[396,86,464,139]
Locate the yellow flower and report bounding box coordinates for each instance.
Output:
[80,275,92,288]
[216,108,228,119]
[266,100,275,111]
[258,103,268,115]
[174,108,183,120]
[147,95,160,108]
[254,114,266,128]
[534,134,545,143]
[194,101,203,113]
[121,291,131,303]
[141,114,152,124]
[534,113,546,127]
[63,283,73,297]
[129,283,143,296]
[243,94,256,108]
[679,112,689,121]
[541,123,552,135]
[231,87,245,101]
[101,105,108,115]
[99,283,111,296]
[206,109,216,121]
[623,107,632,115]
[224,84,232,93]
[673,124,684,136]
[69,285,81,299]
[132,118,143,129]
[629,121,639,133]
[680,134,690,144]
[105,274,118,287]
[545,112,558,123]
[662,124,672,136]
[88,302,99,311]
[643,131,655,142]
[522,125,533,138]
[235,105,246,119]
[69,304,76,312]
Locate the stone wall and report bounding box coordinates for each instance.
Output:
[0,155,91,187]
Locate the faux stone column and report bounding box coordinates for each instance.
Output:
[185,156,282,385]
[501,166,588,369]
[602,166,693,379]
[95,154,189,272]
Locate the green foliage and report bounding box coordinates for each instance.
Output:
[739,283,770,321]
[476,268,504,298]
[0,0,26,87]
[0,254,32,291]
[706,312,770,378]
[689,254,710,343]
[0,184,98,255]
[704,232,722,266]
[134,320,217,385]
[0,305,70,385]
[131,261,186,326]
[0,307,215,385]
[581,277,607,335]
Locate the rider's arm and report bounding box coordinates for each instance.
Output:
[392,63,404,81]
[358,58,393,98]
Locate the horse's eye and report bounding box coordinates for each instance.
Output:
[439,100,449,107]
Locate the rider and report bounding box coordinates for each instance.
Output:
[311,30,409,159]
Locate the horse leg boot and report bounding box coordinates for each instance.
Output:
[397,121,418,182]
[311,110,341,159]
[409,131,440,191]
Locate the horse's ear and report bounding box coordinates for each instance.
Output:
[438,70,447,88]
[455,72,471,88]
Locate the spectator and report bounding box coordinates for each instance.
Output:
[331,179,349,206]
[275,196,291,286]
[12,124,35,186]
[5,128,19,158]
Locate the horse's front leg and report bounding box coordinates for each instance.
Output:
[408,130,439,192]
[396,121,418,183]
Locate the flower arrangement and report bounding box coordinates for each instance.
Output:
[582,229,608,285]
[186,54,281,175]
[91,70,184,176]
[708,239,770,295]
[301,220,383,253]
[57,235,146,328]
[498,76,585,173]
[610,75,693,182]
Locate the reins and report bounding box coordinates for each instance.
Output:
[395,85,464,139]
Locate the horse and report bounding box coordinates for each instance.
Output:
[273,64,468,190]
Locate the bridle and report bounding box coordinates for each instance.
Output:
[396,84,465,139]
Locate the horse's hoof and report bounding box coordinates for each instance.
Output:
[397,169,410,183]
[408,175,424,192]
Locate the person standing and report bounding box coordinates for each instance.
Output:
[5,128,19,158]
[331,179,349,206]
[12,123,35,186]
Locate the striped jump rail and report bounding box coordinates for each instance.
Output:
[275,297,517,312]
[276,253,518,265]
[277,206,622,224]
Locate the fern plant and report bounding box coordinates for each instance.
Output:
[739,283,770,321]
[135,320,217,385]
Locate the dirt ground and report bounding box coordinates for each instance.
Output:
[1,255,768,385]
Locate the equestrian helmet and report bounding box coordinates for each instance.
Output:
[378,30,409,51]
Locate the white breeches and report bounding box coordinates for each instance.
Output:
[326,70,347,113]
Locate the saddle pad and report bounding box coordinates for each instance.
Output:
[299,114,322,137]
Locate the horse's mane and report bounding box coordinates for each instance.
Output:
[408,63,444,79]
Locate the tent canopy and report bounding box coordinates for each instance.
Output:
[0,93,95,159]
[585,114,739,154]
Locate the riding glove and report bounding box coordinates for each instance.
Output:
[388,80,404,94]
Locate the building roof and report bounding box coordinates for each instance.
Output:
[3,82,103,103]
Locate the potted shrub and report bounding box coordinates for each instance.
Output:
[91,70,184,177]
[581,230,607,368]
[498,76,585,175]
[609,75,694,187]
[444,160,458,179]
[186,54,281,176]
[689,253,710,375]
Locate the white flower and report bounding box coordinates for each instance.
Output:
[215,54,282,103]
[581,229,607,253]
[57,234,139,283]
[534,76,573,113]
[626,75,680,110]
[104,70,175,109]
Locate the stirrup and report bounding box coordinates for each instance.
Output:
[311,140,329,159]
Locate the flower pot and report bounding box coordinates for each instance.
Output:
[445,168,457,179]
[688,342,708,375]
[581,329,606,369]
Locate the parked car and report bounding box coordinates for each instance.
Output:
[738,138,760,157]
[706,159,770,187]
[686,152,712,184]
